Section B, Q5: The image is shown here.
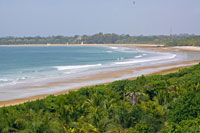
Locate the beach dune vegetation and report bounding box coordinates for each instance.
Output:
[0,64,200,132]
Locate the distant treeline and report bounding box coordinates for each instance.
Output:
[1,33,200,46]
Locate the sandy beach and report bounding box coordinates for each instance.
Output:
[0,60,199,107]
[1,44,200,52]
[0,44,200,107]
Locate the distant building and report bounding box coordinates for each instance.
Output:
[76,36,82,41]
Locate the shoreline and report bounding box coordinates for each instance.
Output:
[1,44,200,52]
[0,60,199,107]
[0,44,200,107]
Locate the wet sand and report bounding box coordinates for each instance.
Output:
[0,60,199,107]
[0,44,200,107]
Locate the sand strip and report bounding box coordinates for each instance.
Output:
[0,44,199,107]
[1,44,200,52]
[0,60,199,107]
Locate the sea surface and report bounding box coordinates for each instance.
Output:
[0,46,197,101]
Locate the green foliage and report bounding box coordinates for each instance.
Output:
[1,33,200,46]
[1,64,200,132]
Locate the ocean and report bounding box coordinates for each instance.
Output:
[0,46,181,100]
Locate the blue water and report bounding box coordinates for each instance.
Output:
[0,46,182,101]
[0,46,176,86]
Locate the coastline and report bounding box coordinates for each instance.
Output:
[0,60,199,107]
[0,44,200,107]
[1,43,200,52]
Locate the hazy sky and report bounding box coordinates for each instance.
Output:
[0,0,200,37]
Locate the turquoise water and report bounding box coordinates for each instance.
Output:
[0,46,162,84]
[0,46,175,84]
[0,46,178,101]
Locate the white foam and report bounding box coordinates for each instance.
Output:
[135,55,143,58]
[110,47,118,50]
[17,77,28,81]
[64,72,73,74]
[108,46,139,54]
[115,54,176,65]
[106,51,113,53]
[54,64,102,71]
[0,78,10,82]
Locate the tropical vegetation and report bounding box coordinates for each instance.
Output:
[1,33,200,46]
[0,64,200,132]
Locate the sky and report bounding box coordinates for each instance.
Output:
[0,0,200,37]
